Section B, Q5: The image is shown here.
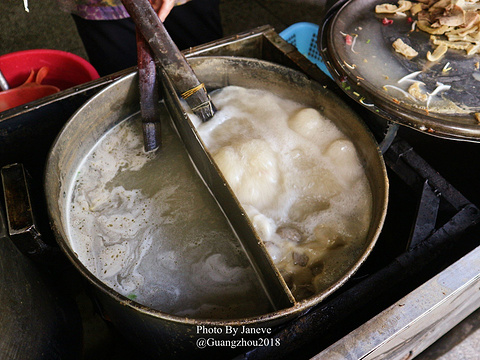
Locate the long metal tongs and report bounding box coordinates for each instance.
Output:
[137,31,162,152]
[121,0,216,123]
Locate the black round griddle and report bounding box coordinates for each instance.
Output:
[319,0,480,142]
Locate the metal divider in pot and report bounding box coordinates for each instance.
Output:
[181,56,389,303]
[158,66,295,311]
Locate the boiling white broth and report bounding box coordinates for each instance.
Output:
[189,86,373,300]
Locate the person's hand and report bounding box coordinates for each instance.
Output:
[150,0,176,22]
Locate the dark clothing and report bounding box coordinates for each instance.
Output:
[72,15,137,76]
[73,0,222,76]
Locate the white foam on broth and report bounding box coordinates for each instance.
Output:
[189,86,373,300]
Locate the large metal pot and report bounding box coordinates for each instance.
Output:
[44,57,388,358]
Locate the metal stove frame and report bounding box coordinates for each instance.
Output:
[1,26,480,360]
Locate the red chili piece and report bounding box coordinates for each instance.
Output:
[382,18,394,25]
[345,34,353,45]
[407,17,413,23]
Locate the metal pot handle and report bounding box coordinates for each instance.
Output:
[1,163,59,261]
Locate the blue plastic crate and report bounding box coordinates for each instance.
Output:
[279,22,332,79]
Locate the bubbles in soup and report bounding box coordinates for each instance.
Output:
[67,114,272,319]
[213,139,280,209]
[189,86,373,300]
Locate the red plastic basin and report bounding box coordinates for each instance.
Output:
[0,49,99,91]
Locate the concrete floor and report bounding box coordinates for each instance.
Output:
[2,0,480,359]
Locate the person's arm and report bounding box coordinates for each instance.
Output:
[149,0,176,21]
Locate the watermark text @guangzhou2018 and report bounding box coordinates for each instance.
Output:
[195,325,281,349]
